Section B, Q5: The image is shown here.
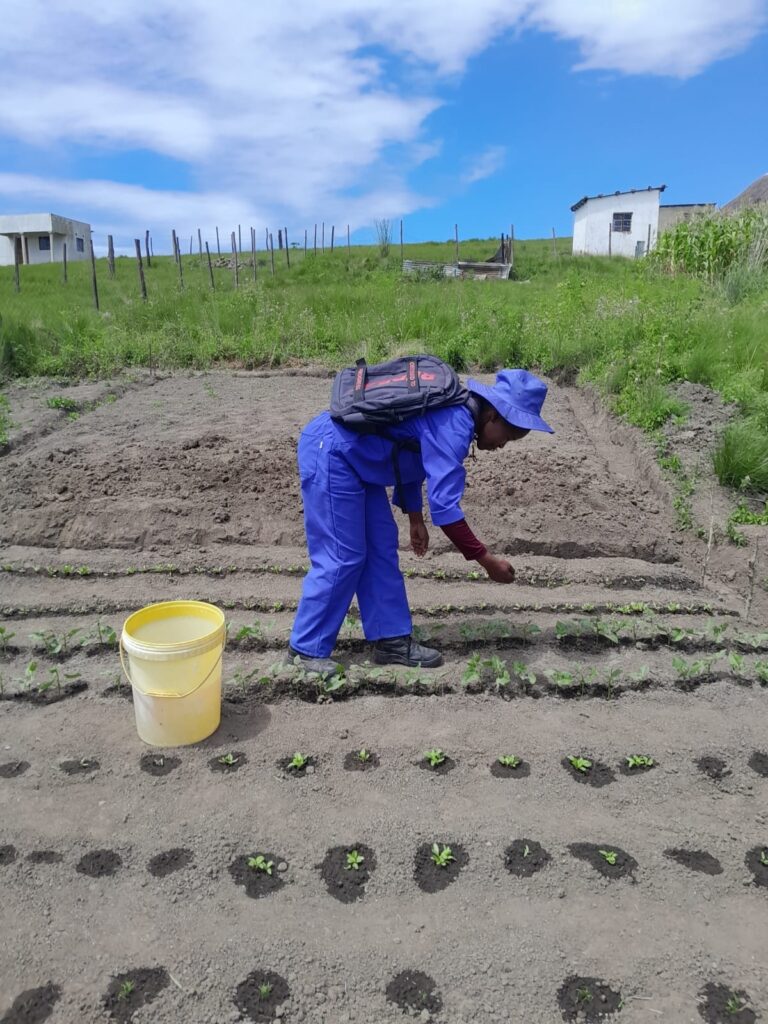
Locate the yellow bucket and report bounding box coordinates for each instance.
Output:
[120,600,225,747]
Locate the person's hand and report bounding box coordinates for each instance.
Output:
[478,553,515,583]
[410,519,429,557]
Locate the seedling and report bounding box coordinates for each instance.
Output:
[117,980,135,1001]
[568,756,592,774]
[462,653,483,685]
[18,660,38,692]
[759,850,768,866]
[522,844,531,858]
[599,849,618,866]
[258,982,273,1000]
[46,666,81,694]
[218,753,240,767]
[288,752,309,770]
[498,755,521,768]
[424,749,446,768]
[357,748,371,762]
[728,651,744,675]
[47,395,80,413]
[603,667,622,700]
[233,621,264,643]
[430,843,455,868]
[725,993,748,1014]
[90,620,117,648]
[247,855,274,875]
[755,660,768,685]
[0,626,16,654]
[546,669,575,690]
[345,850,364,870]
[510,661,537,687]
[625,755,654,769]
[29,627,82,657]
[576,986,592,1004]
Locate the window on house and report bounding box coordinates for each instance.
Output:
[76,236,84,252]
[38,236,50,250]
[612,212,632,233]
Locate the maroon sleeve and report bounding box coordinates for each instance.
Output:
[440,519,488,561]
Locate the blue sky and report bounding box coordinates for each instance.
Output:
[0,1,766,253]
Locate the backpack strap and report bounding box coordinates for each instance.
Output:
[353,358,368,402]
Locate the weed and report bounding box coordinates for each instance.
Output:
[498,755,521,768]
[424,749,446,768]
[218,753,240,767]
[430,843,455,868]
[599,849,618,866]
[258,982,273,1000]
[117,980,135,1001]
[247,855,274,875]
[46,395,80,413]
[288,752,308,770]
[345,850,364,870]
[568,756,592,774]
[626,755,654,769]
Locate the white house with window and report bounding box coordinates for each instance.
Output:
[0,213,92,266]
[570,186,666,258]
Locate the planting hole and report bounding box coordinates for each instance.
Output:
[76,849,122,878]
[698,982,756,1023]
[747,751,768,778]
[491,758,531,779]
[413,841,468,893]
[0,761,30,779]
[385,970,442,1016]
[147,848,193,878]
[0,844,18,866]
[60,757,100,776]
[557,975,623,1021]
[27,850,63,865]
[664,848,723,875]
[103,967,169,1023]
[696,756,730,782]
[0,983,61,1024]
[418,753,456,776]
[234,970,290,1024]
[745,846,768,888]
[568,843,637,880]
[278,754,315,777]
[139,753,180,777]
[319,843,376,903]
[342,749,380,771]
[229,852,286,899]
[209,751,247,773]
[504,839,551,877]
[562,757,616,788]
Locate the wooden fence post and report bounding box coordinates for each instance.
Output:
[89,240,100,311]
[304,229,308,255]
[646,223,651,256]
[231,231,239,288]
[251,227,257,282]
[145,229,151,267]
[509,224,515,269]
[454,224,459,265]
[238,224,242,256]
[551,227,557,258]
[172,232,184,288]
[171,229,178,264]
[314,224,317,255]
[269,233,275,276]
[189,235,193,255]
[265,228,269,251]
[205,242,215,290]
[347,224,350,253]
[284,228,290,268]
[107,235,115,277]
[330,225,335,253]
[62,242,67,285]
[134,239,148,301]
[400,219,404,262]
[278,229,283,251]
[215,226,221,255]
[608,224,612,258]
[500,232,505,262]
[198,228,203,263]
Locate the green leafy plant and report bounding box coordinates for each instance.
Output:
[424,748,446,768]
[288,751,308,770]
[576,986,592,1004]
[430,843,455,868]
[756,661,768,686]
[522,844,531,858]
[45,666,81,694]
[258,982,273,1000]
[568,756,592,774]
[599,849,618,866]
[625,755,654,769]
[546,669,574,690]
[47,395,80,413]
[725,993,748,1015]
[218,753,240,767]
[0,625,16,654]
[510,661,537,687]
[233,621,264,643]
[357,748,371,762]
[728,651,745,675]
[117,980,135,1001]
[345,849,364,870]
[247,855,274,875]
[497,755,521,768]
[29,627,82,657]
[462,652,483,686]
[18,660,38,692]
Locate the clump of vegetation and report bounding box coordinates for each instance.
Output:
[288,752,309,770]
[424,749,446,768]
[568,756,592,774]
[497,755,521,769]
[625,755,654,769]
[430,843,455,868]
[345,850,364,870]
[247,855,274,875]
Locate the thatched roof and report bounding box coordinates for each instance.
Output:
[722,174,768,214]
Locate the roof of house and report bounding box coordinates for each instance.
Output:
[660,202,716,208]
[721,174,768,214]
[570,185,666,212]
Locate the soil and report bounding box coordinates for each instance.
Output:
[59,757,100,775]
[234,970,290,1023]
[229,853,286,898]
[504,839,551,877]
[562,757,616,788]
[75,849,122,878]
[147,848,194,878]
[490,758,531,778]
[0,983,61,1024]
[557,975,623,1021]
[745,847,768,888]
[2,370,768,1023]
[696,756,731,781]
[208,750,247,773]
[343,749,380,771]
[697,982,757,1023]
[103,967,169,1023]
[319,844,376,903]
[0,761,30,778]
[385,970,443,1016]
[139,752,181,776]
[2,681,88,706]
[0,845,18,865]
[278,754,315,777]
[418,755,456,775]
[663,848,724,876]
[568,843,638,881]
[26,851,63,865]
[747,750,768,777]
[413,841,469,893]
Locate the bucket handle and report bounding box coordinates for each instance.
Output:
[120,638,223,699]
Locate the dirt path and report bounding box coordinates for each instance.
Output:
[1,370,766,1023]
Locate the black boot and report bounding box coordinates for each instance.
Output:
[373,635,443,668]
[286,646,341,676]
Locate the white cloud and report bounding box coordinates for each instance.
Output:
[461,146,508,186]
[0,0,764,247]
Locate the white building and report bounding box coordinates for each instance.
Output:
[571,185,665,258]
[0,213,92,266]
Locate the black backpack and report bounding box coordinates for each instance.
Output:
[329,355,468,432]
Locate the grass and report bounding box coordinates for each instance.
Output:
[1,227,767,495]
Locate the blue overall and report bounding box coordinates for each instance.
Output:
[289,405,476,658]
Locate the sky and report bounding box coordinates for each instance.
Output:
[0,0,766,254]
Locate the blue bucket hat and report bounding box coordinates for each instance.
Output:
[466,369,554,433]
